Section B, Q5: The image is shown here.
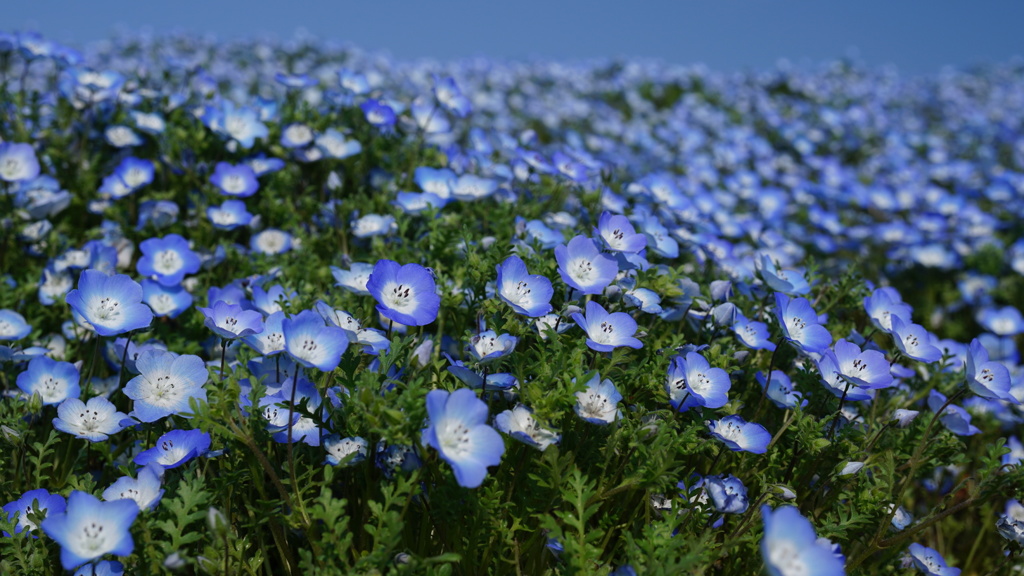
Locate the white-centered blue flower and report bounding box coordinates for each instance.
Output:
[65,270,154,337]
[283,309,348,371]
[420,388,505,488]
[17,355,80,405]
[496,255,554,317]
[494,404,560,451]
[123,350,208,423]
[102,465,165,512]
[366,259,441,327]
[40,491,139,570]
[574,373,622,425]
[53,396,128,441]
[555,235,618,295]
[571,300,642,352]
[760,505,845,576]
[707,415,771,454]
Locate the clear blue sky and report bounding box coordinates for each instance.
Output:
[6,0,1023,73]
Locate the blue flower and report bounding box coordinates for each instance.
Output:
[831,338,893,389]
[623,288,663,314]
[280,122,315,148]
[496,255,554,317]
[732,314,776,351]
[209,162,259,198]
[41,491,139,570]
[0,309,32,340]
[141,280,193,319]
[571,300,642,352]
[774,293,832,355]
[243,310,286,356]
[207,199,254,230]
[102,465,165,512]
[444,353,518,391]
[908,543,960,576]
[863,288,913,333]
[283,309,348,371]
[66,270,154,337]
[324,435,368,466]
[316,129,362,159]
[200,301,264,340]
[420,388,505,488]
[251,284,295,316]
[594,212,646,253]
[17,355,80,405]
[965,338,1016,401]
[123,350,208,423]
[2,488,66,537]
[996,499,1024,545]
[74,560,125,576]
[555,235,618,295]
[250,229,293,255]
[760,505,845,576]
[434,75,471,117]
[665,351,731,412]
[757,370,806,409]
[331,262,375,296]
[395,191,446,214]
[707,415,771,454]
[890,315,942,363]
[414,167,456,200]
[367,259,441,327]
[574,373,622,424]
[361,99,396,128]
[927,390,980,436]
[705,474,749,515]
[816,349,873,402]
[468,330,518,363]
[134,429,211,469]
[204,101,268,149]
[136,234,201,287]
[109,157,154,197]
[976,305,1024,336]
[53,396,128,441]
[757,254,810,296]
[0,142,41,182]
[494,404,560,450]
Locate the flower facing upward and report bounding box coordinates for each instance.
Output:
[965,338,1016,402]
[760,505,845,576]
[53,396,128,441]
[554,235,618,295]
[571,300,642,352]
[199,301,264,340]
[41,491,139,570]
[366,259,441,327]
[17,355,80,405]
[282,309,349,371]
[136,234,201,287]
[134,429,211,469]
[420,388,505,488]
[3,489,66,537]
[773,293,831,355]
[123,350,208,423]
[495,255,553,317]
[665,351,731,412]
[66,270,153,337]
[574,373,622,424]
[707,415,771,454]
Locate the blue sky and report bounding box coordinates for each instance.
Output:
[6,1,1024,73]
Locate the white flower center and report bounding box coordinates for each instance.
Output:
[570,258,595,284]
[90,297,122,322]
[153,250,183,276]
[382,282,416,313]
[439,419,472,457]
[768,540,808,576]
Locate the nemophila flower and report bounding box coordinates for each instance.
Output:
[976,305,1024,336]
[102,465,164,512]
[0,142,40,182]
[324,435,368,466]
[705,474,749,515]
[206,199,253,230]
[468,330,518,363]
[246,155,285,176]
[434,75,472,117]
[888,504,914,530]
[111,157,154,196]
[134,429,211,469]
[707,415,771,454]
[65,270,153,337]
[732,314,776,351]
[141,280,192,319]
[665,351,731,412]
[105,125,142,147]
[17,355,80,405]
[444,353,518,391]
[834,338,893,389]
[774,293,832,355]
[893,409,920,427]
[863,288,913,333]
[331,262,374,296]
[251,284,295,316]
[757,370,806,409]
[816,348,873,401]
[907,543,960,576]
[367,259,441,327]
[3,489,66,537]
[1004,436,1024,467]
[449,174,498,201]
[421,388,505,488]
[574,373,622,425]
[757,254,810,296]
[394,191,446,214]
[996,499,1024,545]
[361,99,396,128]
[316,128,362,159]
[927,390,980,436]
[890,315,942,363]
[131,110,165,134]
[624,288,663,314]
[283,309,348,371]
[123,350,208,423]
[571,300,642,352]
[204,101,268,148]
[495,255,554,317]
[351,213,397,238]
[250,229,293,255]
[40,266,74,306]
[199,301,264,340]
[965,338,1016,401]
[280,122,314,148]
[209,162,259,198]
[414,166,455,199]
[242,310,285,356]
[136,234,200,287]
[40,490,138,570]
[760,505,845,576]
[0,309,32,340]
[555,235,618,295]
[136,200,179,230]
[53,396,128,441]
[594,211,646,253]
[495,404,560,450]
[74,559,125,576]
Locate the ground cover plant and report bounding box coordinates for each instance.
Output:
[0,30,1022,575]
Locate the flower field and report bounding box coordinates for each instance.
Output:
[0,30,1022,575]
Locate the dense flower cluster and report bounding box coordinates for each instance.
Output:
[0,29,1021,575]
